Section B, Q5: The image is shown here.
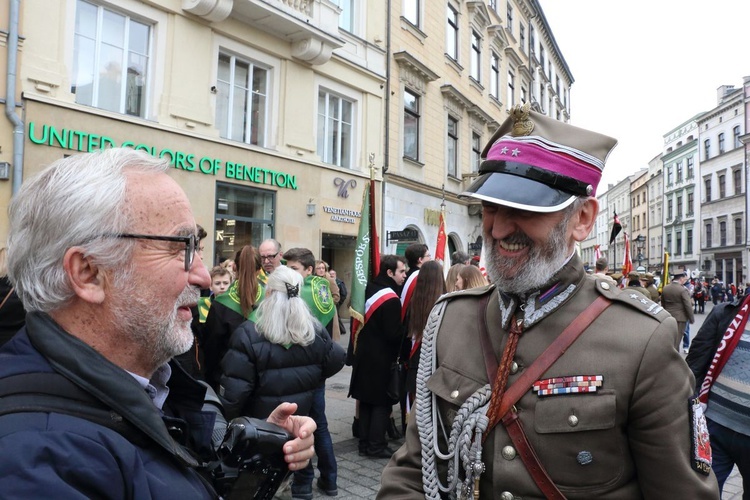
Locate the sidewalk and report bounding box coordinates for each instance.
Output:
[313,302,740,498]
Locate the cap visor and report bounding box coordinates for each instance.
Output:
[459,172,577,213]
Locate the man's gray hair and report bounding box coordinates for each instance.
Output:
[7,148,170,312]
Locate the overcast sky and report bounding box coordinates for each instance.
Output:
[538,0,750,192]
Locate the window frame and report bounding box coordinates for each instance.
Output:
[404,0,420,27]
[403,88,421,162]
[446,115,459,178]
[446,5,459,61]
[490,52,500,100]
[317,88,356,168]
[71,0,156,118]
[470,31,482,82]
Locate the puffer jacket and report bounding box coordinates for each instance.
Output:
[0,312,217,499]
[218,321,345,420]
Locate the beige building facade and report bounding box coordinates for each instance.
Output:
[382,0,572,259]
[1,0,389,291]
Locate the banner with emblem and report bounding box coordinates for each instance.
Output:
[622,232,633,277]
[434,207,447,271]
[301,275,335,326]
[659,249,670,294]
[350,173,376,343]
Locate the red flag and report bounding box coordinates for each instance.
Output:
[622,232,633,277]
[435,209,447,264]
[609,211,622,244]
[594,244,602,261]
[369,177,380,278]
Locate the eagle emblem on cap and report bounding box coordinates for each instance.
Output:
[510,102,534,136]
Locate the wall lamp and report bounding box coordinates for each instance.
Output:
[306,198,316,217]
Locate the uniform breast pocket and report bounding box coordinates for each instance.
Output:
[533,390,627,489]
[426,364,486,426]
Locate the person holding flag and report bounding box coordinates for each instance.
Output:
[400,243,431,321]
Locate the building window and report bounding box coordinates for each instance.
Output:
[687,156,694,178]
[687,191,694,216]
[404,0,419,26]
[719,174,726,198]
[736,218,743,245]
[529,24,535,55]
[676,161,683,182]
[446,5,458,60]
[539,45,546,74]
[470,31,481,81]
[555,75,560,96]
[667,197,673,221]
[521,86,527,104]
[675,231,682,256]
[215,182,275,265]
[317,90,354,168]
[666,233,672,255]
[734,125,742,148]
[519,24,526,52]
[704,139,711,159]
[216,53,269,146]
[705,178,711,202]
[719,133,725,154]
[720,220,727,246]
[666,165,673,185]
[506,2,513,34]
[490,53,500,99]
[72,0,151,117]
[507,70,515,107]
[447,115,458,177]
[706,223,712,248]
[734,168,742,195]
[403,89,420,161]
[676,194,682,218]
[335,0,354,32]
[489,0,497,10]
[687,229,693,254]
[471,132,481,173]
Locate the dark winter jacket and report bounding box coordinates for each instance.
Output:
[0,312,218,498]
[686,299,742,392]
[0,276,26,347]
[349,274,404,405]
[203,300,247,389]
[218,321,345,420]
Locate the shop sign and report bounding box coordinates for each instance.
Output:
[27,121,298,190]
[322,205,361,224]
[333,177,357,198]
[424,208,441,226]
[387,229,419,242]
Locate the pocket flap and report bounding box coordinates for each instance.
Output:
[534,392,616,433]
[426,364,485,404]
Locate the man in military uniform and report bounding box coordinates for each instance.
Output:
[378,104,719,499]
[643,272,660,302]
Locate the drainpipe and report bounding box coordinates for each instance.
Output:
[381,0,392,253]
[6,0,24,195]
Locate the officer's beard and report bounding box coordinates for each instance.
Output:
[484,210,574,296]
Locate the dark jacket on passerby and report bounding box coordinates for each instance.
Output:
[686,299,742,392]
[349,275,403,406]
[218,321,345,420]
[0,276,26,347]
[203,300,247,389]
[336,278,347,307]
[0,312,218,498]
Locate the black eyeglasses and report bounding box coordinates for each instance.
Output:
[260,252,279,262]
[115,233,199,271]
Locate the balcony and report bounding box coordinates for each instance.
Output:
[183,0,345,65]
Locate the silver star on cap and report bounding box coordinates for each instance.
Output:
[511,148,520,156]
[500,147,509,154]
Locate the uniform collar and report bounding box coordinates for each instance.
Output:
[496,253,585,331]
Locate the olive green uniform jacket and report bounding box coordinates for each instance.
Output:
[379,255,718,499]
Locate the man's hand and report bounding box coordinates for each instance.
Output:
[267,402,316,471]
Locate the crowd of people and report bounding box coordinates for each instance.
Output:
[1,102,747,499]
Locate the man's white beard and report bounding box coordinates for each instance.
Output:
[484,215,572,295]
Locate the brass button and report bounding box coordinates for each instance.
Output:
[501,445,516,460]
[600,282,611,290]
[509,361,519,375]
[568,415,579,427]
[500,492,515,500]
[450,390,459,399]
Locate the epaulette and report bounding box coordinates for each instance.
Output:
[435,283,495,305]
[591,276,670,321]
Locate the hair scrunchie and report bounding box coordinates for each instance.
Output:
[285,282,299,298]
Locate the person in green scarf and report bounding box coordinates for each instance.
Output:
[282,247,339,499]
[203,245,265,388]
